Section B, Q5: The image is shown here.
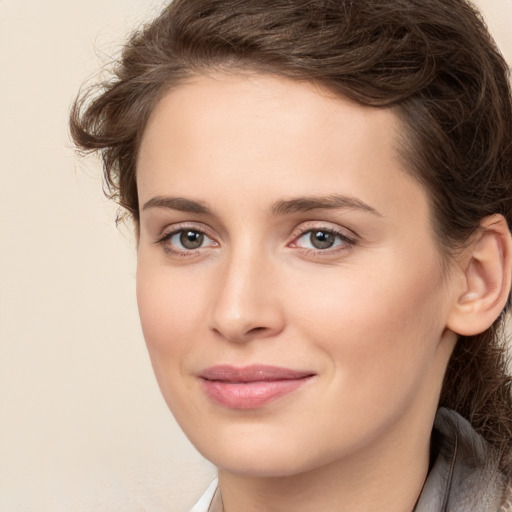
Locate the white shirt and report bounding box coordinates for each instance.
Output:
[189,479,218,512]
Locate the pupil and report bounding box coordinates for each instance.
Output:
[180,230,204,249]
[311,230,335,249]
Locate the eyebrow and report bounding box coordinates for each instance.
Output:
[271,195,382,217]
[142,194,381,217]
[142,196,212,214]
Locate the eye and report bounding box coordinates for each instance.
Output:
[176,230,206,249]
[292,228,356,251]
[305,230,338,249]
[157,227,217,254]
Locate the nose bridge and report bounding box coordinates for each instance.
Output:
[209,238,283,342]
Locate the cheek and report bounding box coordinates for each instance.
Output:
[286,253,448,390]
[135,261,210,378]
[136,261,212,423]
[278,260,449,455]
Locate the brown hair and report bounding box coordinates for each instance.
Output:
[70,0,512,473]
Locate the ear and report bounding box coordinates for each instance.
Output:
[446,214,512,336]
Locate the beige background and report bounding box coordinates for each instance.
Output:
[1,1,511,511]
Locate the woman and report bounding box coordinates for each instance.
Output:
[70,0,512,510]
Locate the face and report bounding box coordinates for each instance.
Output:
[136,73,458,477]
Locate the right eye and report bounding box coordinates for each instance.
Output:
[175,230,206,249]
[157,228,218,255]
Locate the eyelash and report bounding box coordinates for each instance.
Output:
[155,224,357,258]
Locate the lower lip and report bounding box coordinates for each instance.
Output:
[201,377,312,409]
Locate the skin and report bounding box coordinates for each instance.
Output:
[136,73,463,512]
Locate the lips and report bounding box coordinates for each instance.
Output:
[199,365,315,409]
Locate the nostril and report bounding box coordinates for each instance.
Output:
[247,326,267,335]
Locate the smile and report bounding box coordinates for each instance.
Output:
[199,365,315,409]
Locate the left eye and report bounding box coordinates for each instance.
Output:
[294,229,352,250]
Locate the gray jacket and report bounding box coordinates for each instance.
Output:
[416,408,509,511]
[190,408,510,512]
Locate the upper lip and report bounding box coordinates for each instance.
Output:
[199,364,315,382]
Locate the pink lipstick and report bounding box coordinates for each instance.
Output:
[199,365,314,409]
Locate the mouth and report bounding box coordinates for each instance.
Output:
[198,364,315,409]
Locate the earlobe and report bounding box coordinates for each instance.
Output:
[447,215,512,336]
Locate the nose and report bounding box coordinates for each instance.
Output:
[209,249,285,343]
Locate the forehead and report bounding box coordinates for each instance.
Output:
[137,73,428,229]
[139,73,401,154]
[140,74,400,179]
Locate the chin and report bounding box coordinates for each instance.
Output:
[190,423,341,479]
[211,449,315,478]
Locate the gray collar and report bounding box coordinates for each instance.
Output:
[415,408,505,512]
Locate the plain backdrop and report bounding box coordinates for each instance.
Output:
[1,1,511,511]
